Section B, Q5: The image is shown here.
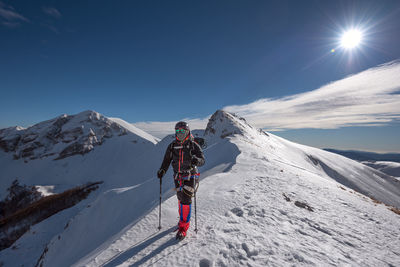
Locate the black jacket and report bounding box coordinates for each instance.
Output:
[160,136,205,177]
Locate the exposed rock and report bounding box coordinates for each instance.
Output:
[52,115,70,129]
[56,142,88,160]
[294,201,314,212]
[0,136,21,153]
[0,127,23,152]
[205,110,256,139]
[60,127,83,143]
[21,133,38,144]
[0,110,130,161]
[20,145,36,158]
[0,180,42,219]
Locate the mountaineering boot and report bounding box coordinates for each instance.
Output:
[176,228,186,240]
[176,220,190,240]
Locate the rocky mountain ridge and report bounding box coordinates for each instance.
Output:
[0,110,152,162]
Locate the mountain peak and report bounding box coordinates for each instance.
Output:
[0,110,156,161]
[205,109,257,138]
[74,110,101,121]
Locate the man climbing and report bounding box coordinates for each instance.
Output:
[157,121,205,240]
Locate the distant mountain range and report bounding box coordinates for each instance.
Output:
[323,149,400,163]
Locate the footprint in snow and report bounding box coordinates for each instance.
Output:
[230,207,244,217]
[199,258,213,267]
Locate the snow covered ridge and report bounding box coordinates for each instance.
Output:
[0,110,156,162]
[205,110,400,208]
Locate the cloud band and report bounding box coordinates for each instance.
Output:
[132,61,400,138]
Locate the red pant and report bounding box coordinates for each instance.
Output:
[178,201,191,232]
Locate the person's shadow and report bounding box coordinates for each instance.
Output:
[102,226,185,267]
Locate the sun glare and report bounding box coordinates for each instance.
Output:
[340,29,363,49]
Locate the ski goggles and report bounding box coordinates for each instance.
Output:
[175,129,187,134]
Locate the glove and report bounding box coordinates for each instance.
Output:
[191,156,200,166]
[157,169,165,179]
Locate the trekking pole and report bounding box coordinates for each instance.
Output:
[158,178,162,230]
[194,181,199,233]
[194,192,198,233]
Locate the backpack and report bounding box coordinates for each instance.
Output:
[193,137,207,149]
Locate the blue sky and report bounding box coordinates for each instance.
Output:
[1,0,400,152]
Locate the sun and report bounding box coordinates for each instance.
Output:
[340,29,363,49]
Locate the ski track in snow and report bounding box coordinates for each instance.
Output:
[81,137,400,267]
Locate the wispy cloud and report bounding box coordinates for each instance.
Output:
[42,6,61,19]
[134,61,400,137]
[223,60,400,131]
[0,1,29,27]
[131,61,400,138]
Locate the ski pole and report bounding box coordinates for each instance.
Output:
[158,177,162,230]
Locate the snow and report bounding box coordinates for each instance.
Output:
[108,117,159,144]
[0,111,161,198]
[35,185,56,196]
[0,126,25,139]
[0,192,98,267]
[77,126,400,267]
[362,161,400,178]
[1,110,400,267]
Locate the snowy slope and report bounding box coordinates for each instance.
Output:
[361,161,400,178]
[108,117,159,144]
[80,144,400,266]
[1,110,400,267]
[0,110,164,266]
[0,110,159,197]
